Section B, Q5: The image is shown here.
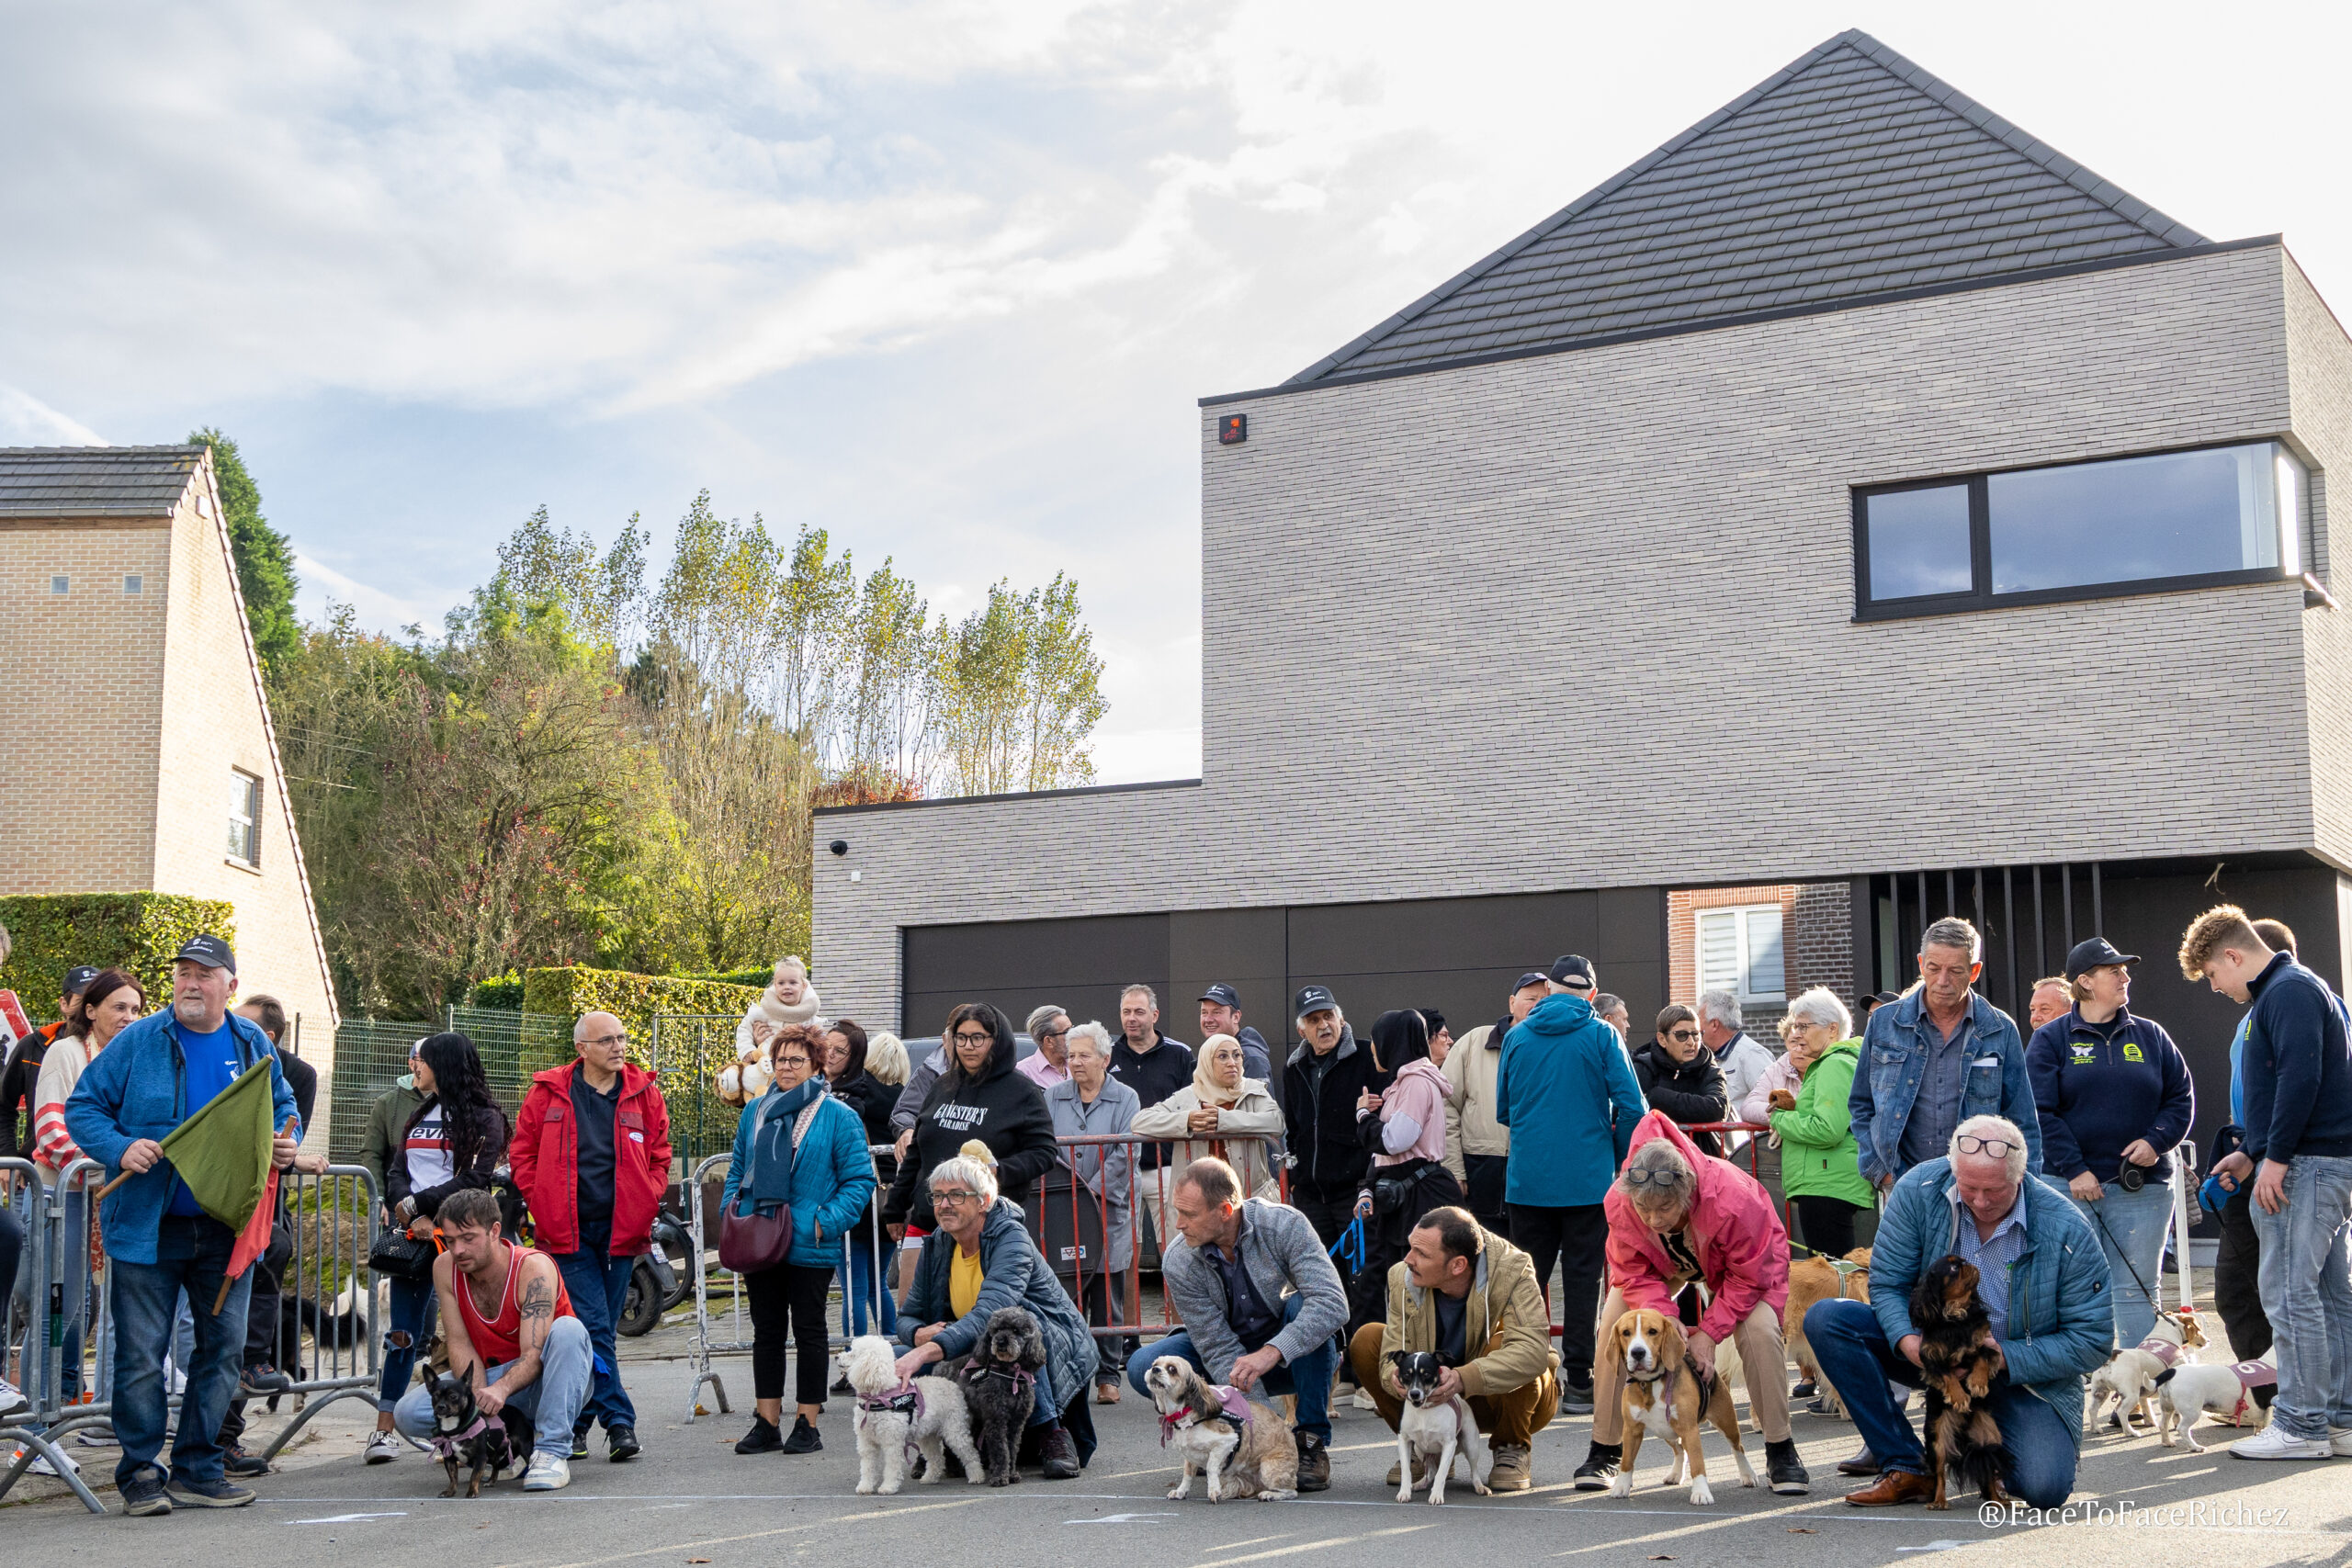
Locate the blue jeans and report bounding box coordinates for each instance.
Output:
[842,1236,899,1338]
[109,1216,253,1489]
[1125,1292,1333,1442]
[379,1273,437,1411]
[391,1316,593,1455]
[2249,1153,2352,1439]
[1805,1298,2077,1506]
[2071,1179,2174,1348]
[551,1236,638,1433]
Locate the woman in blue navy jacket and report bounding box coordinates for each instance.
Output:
[2026,938,2194,1350]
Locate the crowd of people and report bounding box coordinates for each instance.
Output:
[3,897,2350,1520]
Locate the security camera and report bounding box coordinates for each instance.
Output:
[828,840,849,857]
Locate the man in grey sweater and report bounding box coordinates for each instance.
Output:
[1124,1157,1344,1491]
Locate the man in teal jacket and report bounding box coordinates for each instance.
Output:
[1805,1113,2111,1509]
[1493,953,1646,1416]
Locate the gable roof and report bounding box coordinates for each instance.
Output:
[1285,30,2207,387]
[0,445,203,518]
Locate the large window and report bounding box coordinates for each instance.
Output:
[229,770,261,867]
[1698,905,1784,1006]
[1855,441,2311,617]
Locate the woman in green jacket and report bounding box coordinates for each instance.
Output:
[1766,987,1873,1257]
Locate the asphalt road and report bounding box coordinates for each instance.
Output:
[7,1337,2349,1568]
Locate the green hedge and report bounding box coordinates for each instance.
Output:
[469,972,526,1010]
[519,964,763,1043]
[687,965,776,988]
[0,893,238,1015]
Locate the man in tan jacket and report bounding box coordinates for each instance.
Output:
[1348,1206,1559,1492]
[1443,973,1546,1238]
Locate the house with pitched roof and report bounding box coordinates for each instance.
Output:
[0,445,338,1076]
[809,31,2351,1172]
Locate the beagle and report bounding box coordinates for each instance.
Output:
[1601,1307,1756,1506]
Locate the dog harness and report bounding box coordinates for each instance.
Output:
[856,1379,931,1466]
[430,1411,508,1464]
[1159,1383,1253,1445]
[2224,1360,2277,1425]
[962,1360,1036,1406]
[2133,1337,2183,1369]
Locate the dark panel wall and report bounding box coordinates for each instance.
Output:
[903,890,1667,1054]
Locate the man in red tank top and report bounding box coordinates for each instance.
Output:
[390,1189,593,1490]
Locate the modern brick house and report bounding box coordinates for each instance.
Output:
[811,31,2351,1185]
[0,446,338,1089]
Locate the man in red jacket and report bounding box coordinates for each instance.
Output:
[510,1010,673,1464]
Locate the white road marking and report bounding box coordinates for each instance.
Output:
[1067,1512,1180,1524]
[1894,1542,1964,1552]
[289,1512,409,1524]
[1193,1523,1434,1568]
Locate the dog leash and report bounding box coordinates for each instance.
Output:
[2087,1205,2165,1314]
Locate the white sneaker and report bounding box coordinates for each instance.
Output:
[14,1444,80,1478]
[1351,1387,1377,1411]
[2229,1423,2331,1461]
[2329,1427,2352,1458]
[0,1379,26,1417]
[523,1452,571,1491]
[364,1428,402,1465]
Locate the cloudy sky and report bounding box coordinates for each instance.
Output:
[5,1,2346,783]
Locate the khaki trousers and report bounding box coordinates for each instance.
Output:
[1590,1287,1790,1445]
[1346,1324,1557,1447]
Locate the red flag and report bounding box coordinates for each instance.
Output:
[212,1119,292,1314]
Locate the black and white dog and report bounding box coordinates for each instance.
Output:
[1387,1351,1490,1505]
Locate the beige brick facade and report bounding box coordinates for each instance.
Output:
[0,449,339,1112]
[812,244,2350,1027]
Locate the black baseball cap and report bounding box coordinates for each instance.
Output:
[175,934,236,973]
[1294,984,1338,1018]
[1547,954,1597,990]
[1512,970,1549,994]
[1200,984,1241,1009]
[2064,937,2139,981]
[62,965,101,998]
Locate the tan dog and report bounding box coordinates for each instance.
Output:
[1602,1308,1756,1506]
[1784,1247,1871,1417]
[1143,1357,1298,1503]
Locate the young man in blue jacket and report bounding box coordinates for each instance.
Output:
[63,936,300,1517]
[2182,904,2352,1461]
[1493,953,1645,1438]
[1849,917,2041,1191]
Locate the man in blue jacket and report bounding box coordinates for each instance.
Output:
[64,936,300,1517]
[2182,904,2352,1461]
[1493,953,1645,1433]
[1807,1114,2112,1508]
[1849,917,2041,1192]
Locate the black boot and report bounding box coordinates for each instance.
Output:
[1040,1425,1080,1479]
[1571,1440,1621,1491]
[1294,1431,1329,1493]
[1765,1438,1809,1495]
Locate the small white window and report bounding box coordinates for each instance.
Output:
[123,574,143,595]
[50,575,68,595]
[1697,905,1786,1005]
[229,770,262,866]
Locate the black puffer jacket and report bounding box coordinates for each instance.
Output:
[1283,1028,1383,1203]
[1629,1041,1729,1157]
[832,1070,899,1247]
[882,1037,1057,1233]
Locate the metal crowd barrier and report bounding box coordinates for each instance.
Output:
[0,1158,381,1514]
[681,1131,1290,1420]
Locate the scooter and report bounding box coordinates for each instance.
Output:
[618,1205,692,1337]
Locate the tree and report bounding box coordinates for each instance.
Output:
[189,428,300,671]
[933,577,1109,795]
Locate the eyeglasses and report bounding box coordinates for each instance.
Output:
[1955,1134,2017,1158]
[931,1189,981,1206]
[775,1055,812,1070]
[1668,1029,1701,1043]
[951,1030,994,1046]
[1621,1168,1685,1188]
[582,1033,628,1049]
[1037,1029,1068,1042]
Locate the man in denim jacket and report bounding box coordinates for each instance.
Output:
[1849,917,2041,1193]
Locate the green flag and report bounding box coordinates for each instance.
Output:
[158,1055,276,1234]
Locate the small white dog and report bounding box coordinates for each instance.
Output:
[2090,1310,2210,1431]
[839,1336,984,1495]
[1386,1351,1490,1505]
[2154,1356,2277,1452]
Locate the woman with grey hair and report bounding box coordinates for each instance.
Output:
[1019,1004,1073,1089]
[895,1147,1100,1478]
[1042,1021,1139,1401]
[1765,987,1871,1260]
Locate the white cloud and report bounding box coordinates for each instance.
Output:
[294,552,441,637]
[0,387,107,446]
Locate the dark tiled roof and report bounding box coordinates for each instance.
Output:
[1287,30,2206,386]
[0,446,203,517]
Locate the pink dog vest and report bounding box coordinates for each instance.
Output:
[2134,1338,2182,1369]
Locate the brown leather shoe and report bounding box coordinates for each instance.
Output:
[1845,1469,1932,1507]
[1094,1381,1121,1405]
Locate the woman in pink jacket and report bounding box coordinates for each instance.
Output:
[1577,1111,1809,1496]
[1344,1010,1469,1344]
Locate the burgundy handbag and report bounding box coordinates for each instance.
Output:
[719,1097,797,1272]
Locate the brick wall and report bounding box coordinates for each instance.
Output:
[814,245,2336,1024]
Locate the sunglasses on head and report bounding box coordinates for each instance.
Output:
[1955,1134,2017,1158]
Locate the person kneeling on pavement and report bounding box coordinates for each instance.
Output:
[1806,1114,2112,1509]
[1349,1205,1556,1491]
[390,1188,594,1492]
[1127,1156,1346,1492]
[1577,1111,1809,1495]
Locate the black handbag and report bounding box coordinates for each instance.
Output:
[368,1224,438,1280]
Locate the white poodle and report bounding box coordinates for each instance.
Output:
[840,1335,983,1495]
